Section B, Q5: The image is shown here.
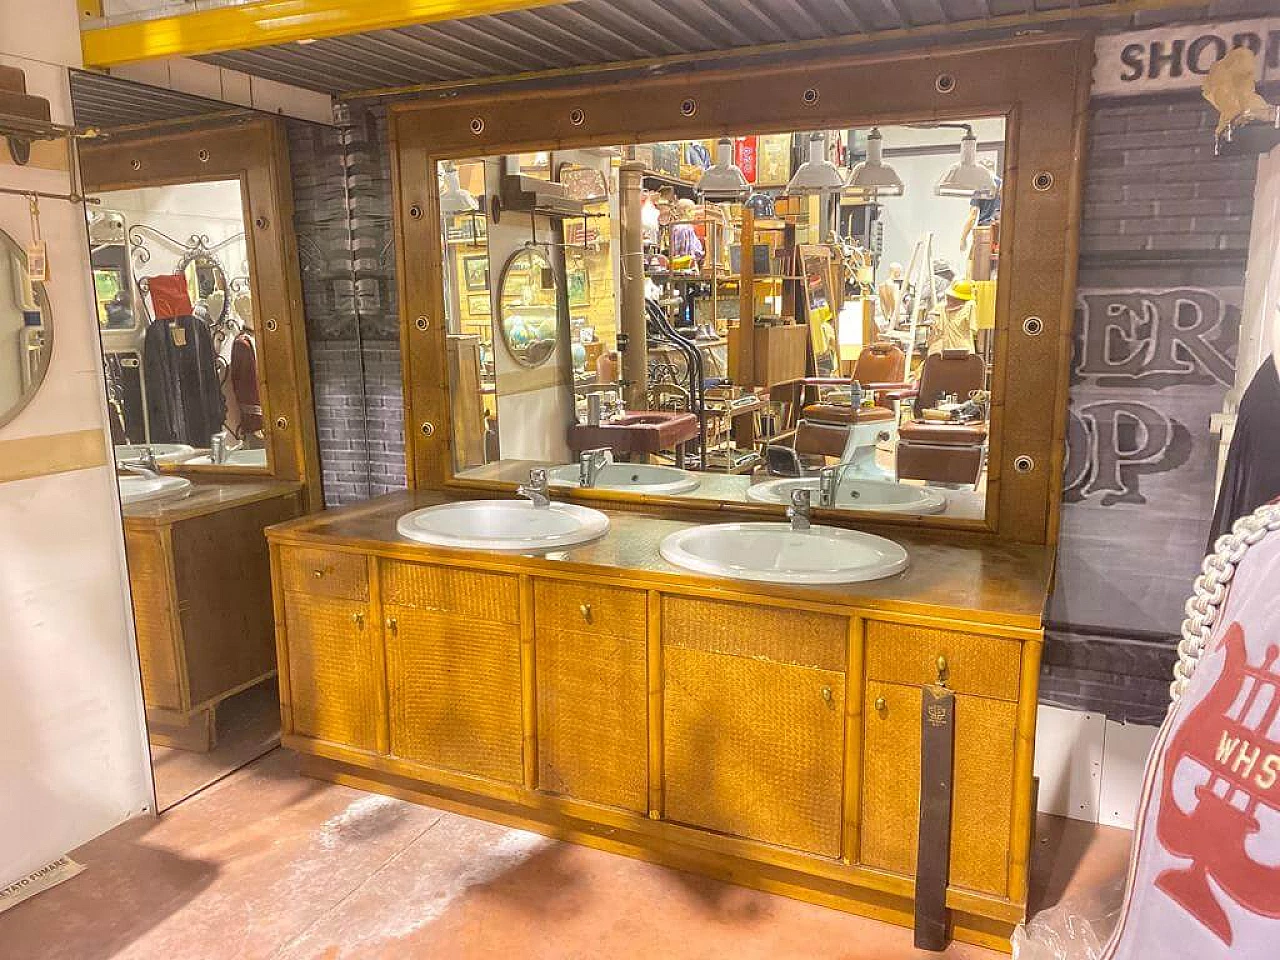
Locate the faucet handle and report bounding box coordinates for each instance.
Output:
[529,467,548,489]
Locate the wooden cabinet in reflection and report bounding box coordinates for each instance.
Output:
[123,481,303,751]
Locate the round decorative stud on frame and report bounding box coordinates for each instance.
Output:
[1022,316,1044,337]
[1013,455,1036,475]
[935,73,957,94]
[197,149,210,163]
[802,88,820,106]
[679,98,697,118]
[130,159,141,170]
[1033,171,1055,192]
[409,203,423,220]
[265,317,278,333]
[415,316,430,331]
[275,416,289,432]
[254,216,270,230]
[421,422,436,438]
[469,117,485,135]
[569,108,586,126]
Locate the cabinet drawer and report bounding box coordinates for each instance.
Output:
[381,560,518,623]
[535,580,647,642]
[865,621,1021,701]
[663,596,845,672]
[280,546,368,601]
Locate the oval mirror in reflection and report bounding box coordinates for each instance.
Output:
[0,227,52,430]
[179,248,229,327]
[498,246,560,368]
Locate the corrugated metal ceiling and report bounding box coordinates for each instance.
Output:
[70,70,245,129]
[192,0,1248,98]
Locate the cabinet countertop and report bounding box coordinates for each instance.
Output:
[267,490,1054,631]
[123,480,303,526]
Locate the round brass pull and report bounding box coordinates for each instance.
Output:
[351,612,364,627]
[821,686,833,703]
[386,616,398,632]
[312,569,324,579]
[874,697,887,713]
[936,655,949,684]
[579,603,592,622]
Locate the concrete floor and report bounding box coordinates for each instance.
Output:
[0,748,1131,960]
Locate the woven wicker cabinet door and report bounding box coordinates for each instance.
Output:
[861,680,1016,896]
[663,645,845,857]
[385,606,523,784]
[124,527,183,711]
[283,593,380,751]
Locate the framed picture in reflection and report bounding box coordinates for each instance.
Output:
[463,255,490,291]
[467,294,491,316]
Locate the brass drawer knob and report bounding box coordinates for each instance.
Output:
[821,686,833,703]
[579,603,592,622]
[313,569,324,579]
[351,612,364,627]
[386,616,398,633]
[874,697,887,713]
[936,655,949,685]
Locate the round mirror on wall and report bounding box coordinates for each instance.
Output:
[498,246,560,368]
[0,227,52,430]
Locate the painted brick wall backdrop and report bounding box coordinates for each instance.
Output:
[289,30,1267,723]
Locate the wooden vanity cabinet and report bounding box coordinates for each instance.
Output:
[124,481,303,751]
[268,496,1051,952]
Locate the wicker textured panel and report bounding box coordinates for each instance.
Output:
[860,681,921,878]
[534,579,647,642]
[865,621,1021,701]
[124,527,182,710]
[381,560,518,623]
[664,645,844,857]
[280,545,368,600]
[861,681,1018,896]
[536,628,647,812]
[662,596,845,672]
[283,593,380,750]
[386,606,523,783]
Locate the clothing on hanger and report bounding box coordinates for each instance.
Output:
[142,274,226,447]
[230,329,263,436]
[1209,356,1280,547]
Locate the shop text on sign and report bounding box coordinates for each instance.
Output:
[1093,19,1280,97]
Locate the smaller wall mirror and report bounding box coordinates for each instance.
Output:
[498,246,561,368]
[0,227,51,430]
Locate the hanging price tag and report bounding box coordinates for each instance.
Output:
[25,195,47,282]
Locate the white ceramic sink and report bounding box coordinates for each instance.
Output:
[660,522,908,584]
[546,462,700,495]
[118,474,193,506]
[397,500,610,553]
[114,443,197,465]
[746,477,946,514]
[185,448,269,467]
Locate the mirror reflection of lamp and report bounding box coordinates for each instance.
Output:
[784,132,846,196]
[698,137,750,201]
[845,128,905,199]
[934,125,997,198]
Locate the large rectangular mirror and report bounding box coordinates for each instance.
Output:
[438,119,1005,523]
[92,178,268,472]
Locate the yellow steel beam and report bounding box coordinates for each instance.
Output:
[81,0,575,68]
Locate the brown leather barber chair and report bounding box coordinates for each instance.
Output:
[799,340,909,427]
[896,349,988,486]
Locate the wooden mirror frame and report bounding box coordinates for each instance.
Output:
[81,116,322,510]
[390,33,1092,546]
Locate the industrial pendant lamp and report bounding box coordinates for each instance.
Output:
[698,137,750,200]
[439,161,479,215]
[845,128,904,198]
[784,132,845,196]
[935,128,996,198]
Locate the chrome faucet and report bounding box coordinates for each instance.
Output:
[119,444,159,478]
[818,466,839,507]
[210,432,228,465]
[787,487,812,531]
[517,467,551,508]
[578,447,613,487]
